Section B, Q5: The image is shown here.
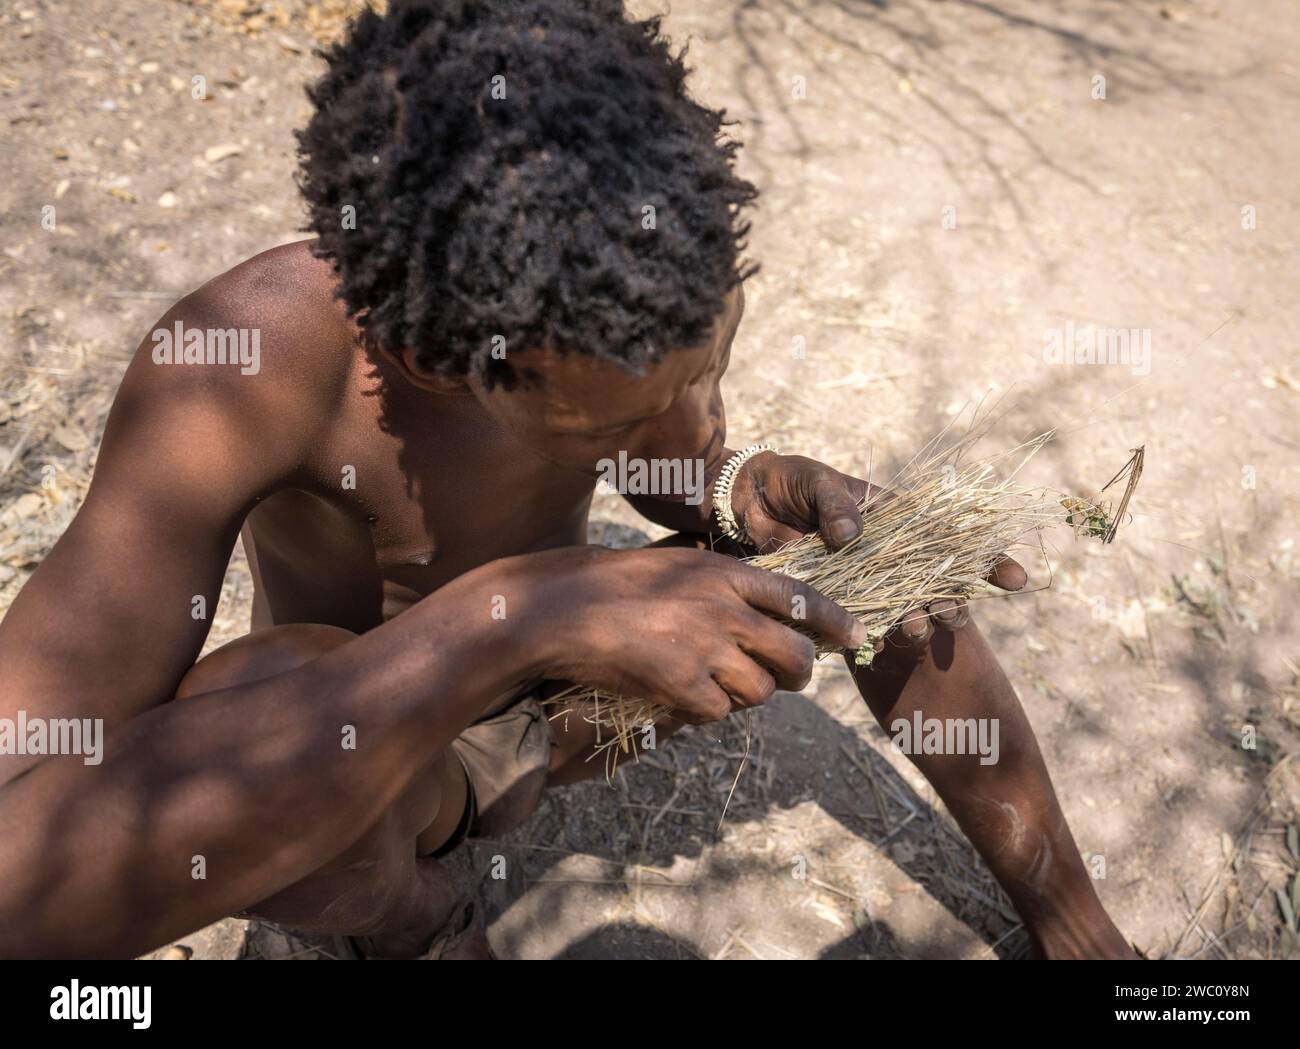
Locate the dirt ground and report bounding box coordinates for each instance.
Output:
[2,0,1298,960]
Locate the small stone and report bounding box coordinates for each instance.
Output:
[203,143,243,164]
[157,945,191,960]
[53,425,89,452]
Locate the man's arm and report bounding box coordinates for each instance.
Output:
[0,291,545,957]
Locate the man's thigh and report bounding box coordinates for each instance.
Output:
[173,624,452,932]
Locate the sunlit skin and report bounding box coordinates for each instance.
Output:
[0,240,1134,959]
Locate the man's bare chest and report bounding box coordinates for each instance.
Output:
[242,423,596,629]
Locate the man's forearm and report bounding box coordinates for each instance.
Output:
[0,557,545,958]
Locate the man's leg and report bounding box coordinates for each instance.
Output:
[848,617,1136,958]
[173,625,485,958]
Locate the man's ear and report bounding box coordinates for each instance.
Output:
[388,347,469,394]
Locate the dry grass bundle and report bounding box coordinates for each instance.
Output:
[548,417,1144,778]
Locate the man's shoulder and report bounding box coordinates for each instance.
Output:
[119,240,360,477]
[155,240,355,387]
[185,238,353,367]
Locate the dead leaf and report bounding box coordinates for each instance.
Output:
[1261,369,1299,392]
[0,493,44,526]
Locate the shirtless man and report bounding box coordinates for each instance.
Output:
[0,0,1135,959]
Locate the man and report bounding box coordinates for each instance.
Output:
[0,0,1134,958]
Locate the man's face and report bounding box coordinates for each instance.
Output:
[469,286,743,486]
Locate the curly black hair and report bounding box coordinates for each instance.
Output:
[297,0,758,389]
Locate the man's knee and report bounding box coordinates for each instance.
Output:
[174,623,356,701]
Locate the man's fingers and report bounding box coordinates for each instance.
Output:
[928,597,969,631]
[842,475,873,504]
[747,517,804,553]
[860,480,896,513]
[888,606,933,652]
[985,555,1027,592]
[713,654,777,710]
[672,679,736,724]
[729,563,867,652]
[734,611,818,691]
[810,475,864,550]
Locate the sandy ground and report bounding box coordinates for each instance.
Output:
[2,0,1298,960]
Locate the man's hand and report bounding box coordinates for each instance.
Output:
[512,545,867,724]
[726,451,1028,657]
[727,451,870,551]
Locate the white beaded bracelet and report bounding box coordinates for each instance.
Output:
[712,442,777,544]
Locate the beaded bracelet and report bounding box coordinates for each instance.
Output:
[712,442,777,544]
